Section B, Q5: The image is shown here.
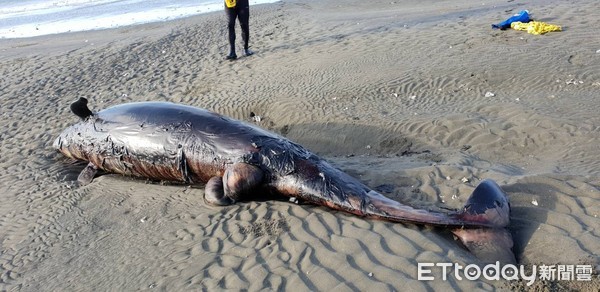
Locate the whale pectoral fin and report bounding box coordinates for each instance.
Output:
[223,163,264,202]
[204,176,234,206]
[77,162,98,186]
[204,163,264,206]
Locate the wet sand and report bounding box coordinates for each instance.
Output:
[0,0,599,290]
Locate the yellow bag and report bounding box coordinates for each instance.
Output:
[225,0,236,8]
[511,21,562,35]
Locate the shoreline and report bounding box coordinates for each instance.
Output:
[0,7,226,60]
[0,0,281,40]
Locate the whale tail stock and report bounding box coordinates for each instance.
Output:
[364,179,516,264]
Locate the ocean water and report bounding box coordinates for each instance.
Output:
[0,0,279,39]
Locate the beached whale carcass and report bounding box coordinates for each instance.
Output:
[54,98,516,264]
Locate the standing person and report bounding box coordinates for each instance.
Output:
[225,0,253,60]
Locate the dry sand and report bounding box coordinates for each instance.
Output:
[1,0,599,290]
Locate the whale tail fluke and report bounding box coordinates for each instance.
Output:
[453,179,516,264]
[452,227,515,264]
[362,179,516,264]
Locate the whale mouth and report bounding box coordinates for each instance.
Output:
[70,97,94,120]
[52,136,62,151]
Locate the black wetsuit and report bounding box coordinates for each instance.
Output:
[225,0,250,56]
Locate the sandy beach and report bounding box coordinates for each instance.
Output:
[1,0,599,290]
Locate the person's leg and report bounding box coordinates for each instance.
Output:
[237,6,253,56]
[225,8,238,59]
